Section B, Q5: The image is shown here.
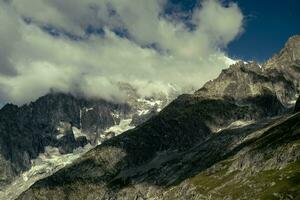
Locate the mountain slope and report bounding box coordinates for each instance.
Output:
[11,35,300,199]
[17,103,300,200]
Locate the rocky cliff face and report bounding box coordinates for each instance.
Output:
[0,93,130,187]
[15,36,300,200]
[0,84,173,189]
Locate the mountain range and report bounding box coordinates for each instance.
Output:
[0,84,174,194]
[1,35,300,200]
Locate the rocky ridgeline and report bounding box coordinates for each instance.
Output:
[196,35,300,106]
[264,35,300,69]
[16,36,300,200]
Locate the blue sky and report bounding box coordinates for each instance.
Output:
[168,0,300,61]
[224,0,300,61]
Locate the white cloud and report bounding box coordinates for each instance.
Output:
[0,2,21,76]
[0,0,243,105]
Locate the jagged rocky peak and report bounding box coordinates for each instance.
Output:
[195,60,266,100]
[264,35,300,68]
[263,36,300,95]
[195,35,300,106]
[285,35,300,58]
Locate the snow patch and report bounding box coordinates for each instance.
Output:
[216,120,255,133]
[104,119,134,136]
[72,127,87,139]
[223,56,238,66]
[137,98,163,107]
[85,107,94,112]
[55,121,71,139]
[0,145,93,200]
[138,109,150,116]
[56,134,64,140]
[288,99,297,105]
[111,112,120,119]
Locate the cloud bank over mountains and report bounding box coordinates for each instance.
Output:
[0,0,243,105]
